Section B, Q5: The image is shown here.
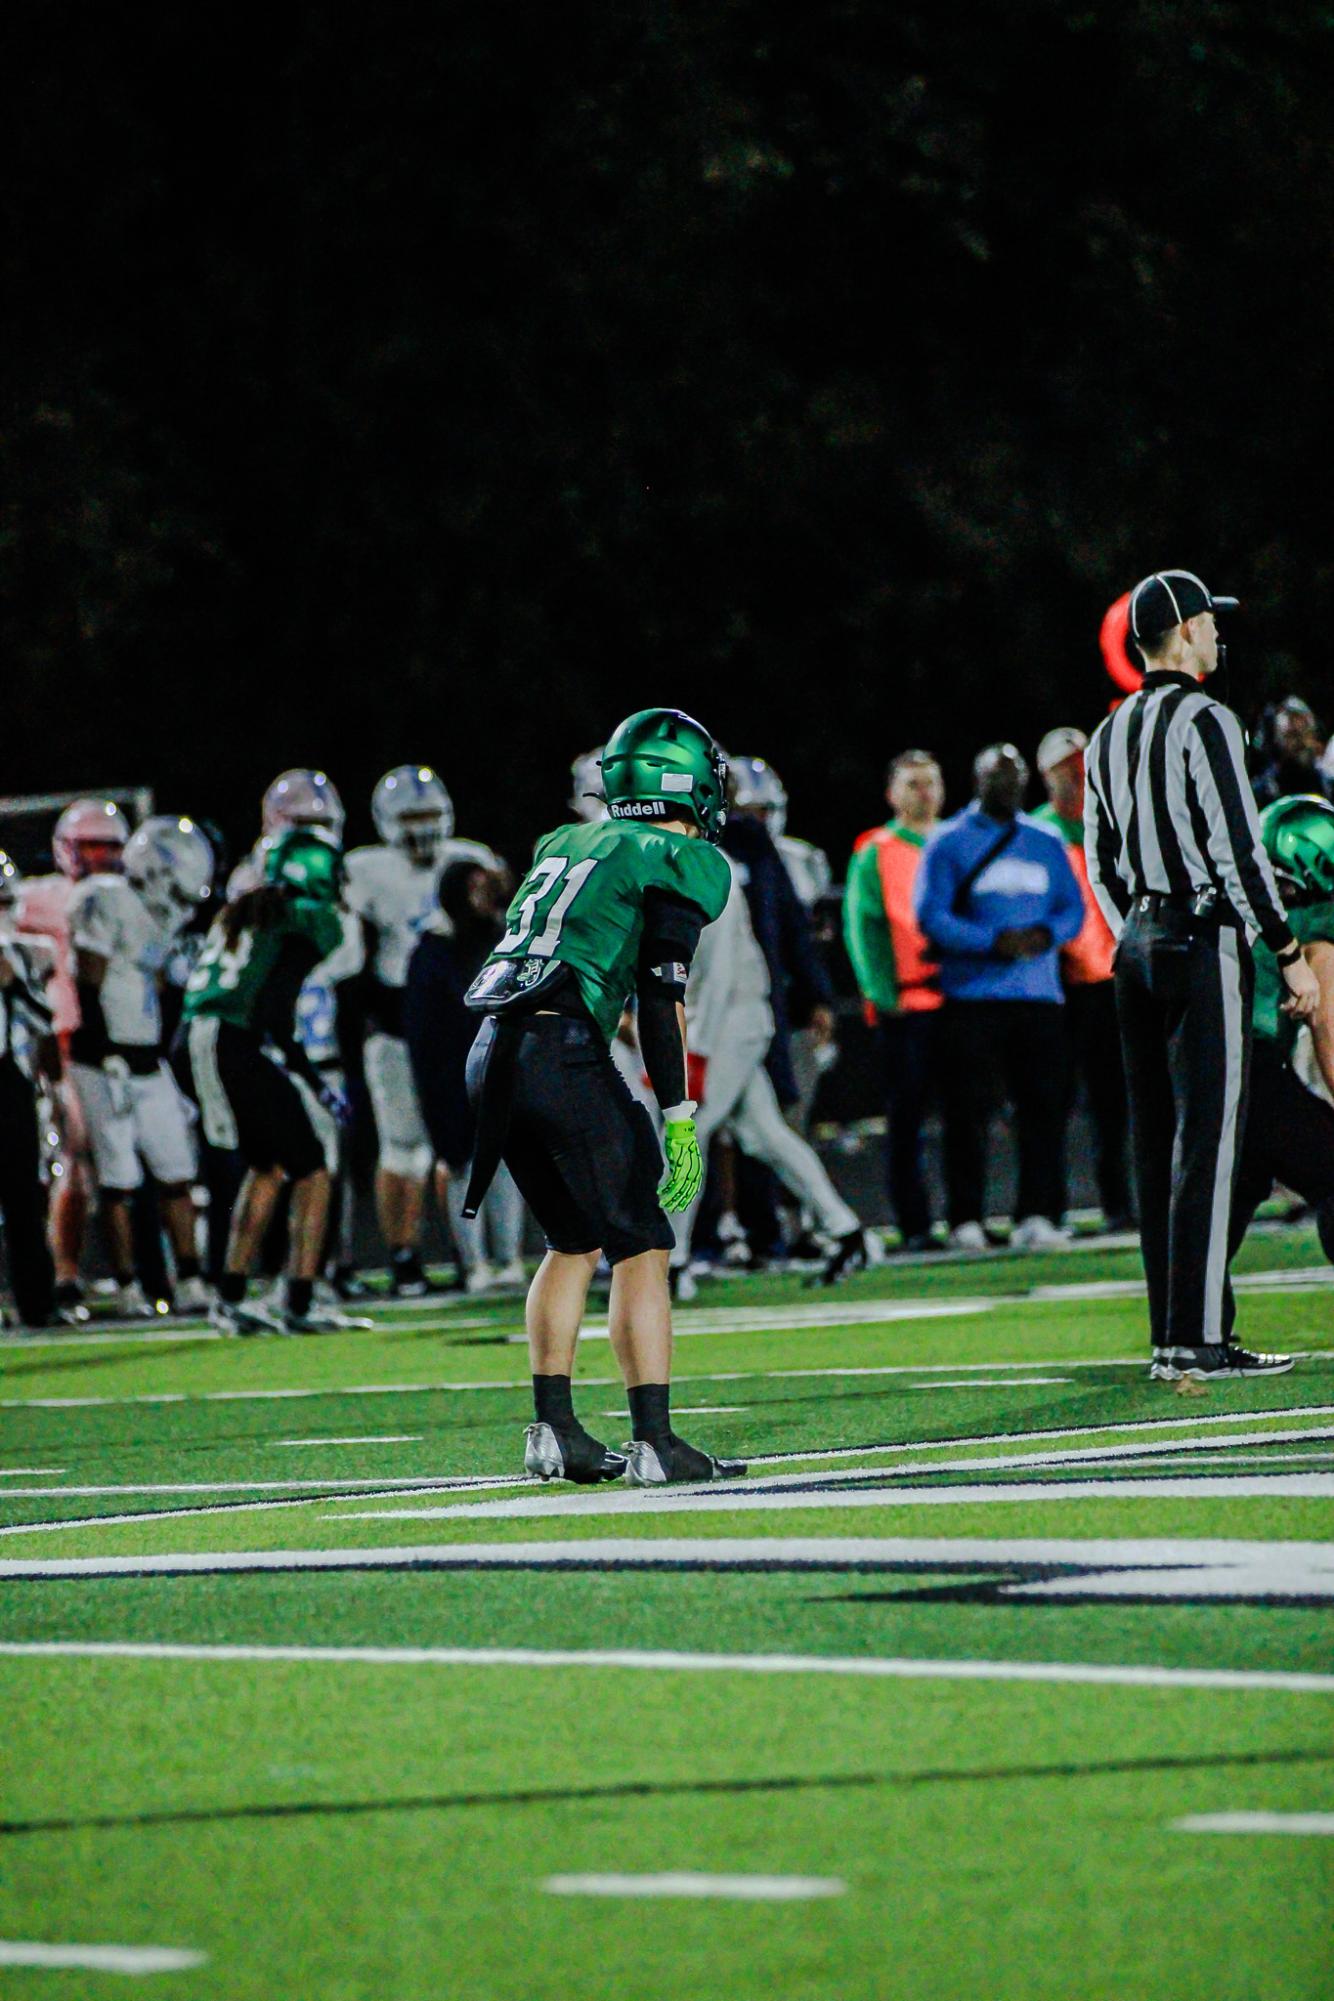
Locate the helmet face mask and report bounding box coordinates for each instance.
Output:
[262,825,343,906]
[729,755,788,836]
[1260,794,1334,908]
[372,766,455,866]
[123,817,214,932]
[569,748,608,824]
[53,800,131,880]
[600,709,728,843]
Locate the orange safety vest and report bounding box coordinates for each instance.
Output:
[1060,839,1116,985]
[862,827,943,1020]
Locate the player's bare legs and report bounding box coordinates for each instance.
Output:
[608,1248,672,1386]
[99,1192,137,1289]
[225,1166,287,1277]
[50,1168,88,1289]
[376,1166,423,1264]
[526,1248,601,1375]
[287,1168,332,1282]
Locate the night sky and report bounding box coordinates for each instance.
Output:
[5,2,1331,876]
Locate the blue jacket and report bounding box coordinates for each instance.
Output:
[913,804,1083,1003]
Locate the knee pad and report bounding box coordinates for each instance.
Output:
[379,1141,432,1181]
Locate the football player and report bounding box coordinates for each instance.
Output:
[228,770,361,1294]
[17,799,131,1316]
[463,708,747,1486]
[1227,796,1334,1278]
[569,745,655,1110]
[342,766,499,1294]
[0,852,58,1327]
[68,816,214,1315]
[177,827,367,1335]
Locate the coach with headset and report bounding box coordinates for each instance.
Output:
[1084,570,1319,1382]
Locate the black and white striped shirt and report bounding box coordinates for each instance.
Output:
[0,938,55,1064]
[1083,671,1292,951]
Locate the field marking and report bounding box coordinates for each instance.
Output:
[355,1469,1334,1523]
[913,1379,1072,1390]
[0,1476,523,1498]
[543,1872,846,1901]
[11,1365,1332,1419]
[0,1468,64,1477]
[270,1437,423,1448]
[600,1406,749,1417]
[1,1639,1331,1694]
[0,1939,206,1972]
[1172,1812,1334,1836]
[2,1534,1328,1603]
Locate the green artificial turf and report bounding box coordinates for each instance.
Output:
[0,1231,1331,1998]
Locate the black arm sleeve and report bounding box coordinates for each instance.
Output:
[634,889,708,1109]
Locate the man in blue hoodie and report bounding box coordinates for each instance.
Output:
[915,743,1084,1251]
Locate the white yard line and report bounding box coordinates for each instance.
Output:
[912,1379,1072,1390]
[0,1467,64,1476]
[0,1638,1330,1694]
[0,1940,206,1973]
[348,1470,1334,1523]
[1172,1813,1334,1836]
[543,1873,846,1901]
[1,1534,1326,1595]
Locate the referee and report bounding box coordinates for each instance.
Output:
[1084,569,1319,1381]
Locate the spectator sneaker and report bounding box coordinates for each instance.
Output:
[1010,1215,1072,1251]
[1149,1345,1295,1381]
[117,1280,153,1319]
[464,1260,497,1295]
[622,1434,748,1485]
[173,1276,211,1316]
[669,1264,697,1303]
[947,1222,988,1253]
[523,1421,627,1484]
[493,1260,527,1287]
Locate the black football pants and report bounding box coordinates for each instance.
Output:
[1060,980,1132,1223]
[0,1055,55,1326]
[1230,1040,1334,1267]
[878,1010,940,1240]
[1114,907,1252,1351]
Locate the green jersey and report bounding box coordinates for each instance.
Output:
[1253,900,1334,1061]
[182,899,343,1039]
[487,819,731,1041]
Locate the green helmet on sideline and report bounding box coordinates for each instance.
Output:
[600,709,728,843]
[1260,794,1334,907]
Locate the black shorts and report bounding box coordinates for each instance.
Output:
[176,1018,327,1180]
[466,1013,673,1265]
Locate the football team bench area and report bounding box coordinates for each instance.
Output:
[0,1225,1330,2000]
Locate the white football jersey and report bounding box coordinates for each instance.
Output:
[778,833,832,909]
[16,872,78,1034]
[67,874,173,1047]
[343,838,498,988]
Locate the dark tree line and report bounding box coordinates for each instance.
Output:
[4,0,1331,871]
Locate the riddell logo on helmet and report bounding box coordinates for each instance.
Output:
[611,799,673,818]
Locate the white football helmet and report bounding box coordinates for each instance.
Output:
[53,799,131,880]
[372,765,455,866]
[261,769,346,840]
[569,747,607,823]
[729,756,788,836]
[123,816,215,932]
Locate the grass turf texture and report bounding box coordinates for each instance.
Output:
[1,1229,1331,1998]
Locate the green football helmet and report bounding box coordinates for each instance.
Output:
[263,824,343,904]
[1260,794,1334,906]
[600,708,728,843]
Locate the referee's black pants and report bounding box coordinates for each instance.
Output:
[0,1054,55,1327]
[1114,906,1253,1352]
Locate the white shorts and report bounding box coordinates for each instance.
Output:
[364,1031,432,1179]
[69,1059,197,1192]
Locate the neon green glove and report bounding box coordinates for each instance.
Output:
[659,1114,703,1213]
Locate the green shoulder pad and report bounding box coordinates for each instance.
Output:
[659,834,731,923]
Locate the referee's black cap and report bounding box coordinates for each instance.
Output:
[1129,570,1240,642]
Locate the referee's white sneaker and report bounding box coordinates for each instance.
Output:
[1149,1344,1294,1381]
[947,1222,988,1253]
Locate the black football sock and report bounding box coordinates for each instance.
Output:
[176,1256,200,1282]
[286,1277,314,1318]
[219,1273,247,1306]
[114,1267,137,1289]
[628,1383,672,1446]
[533,1375,575,1428]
